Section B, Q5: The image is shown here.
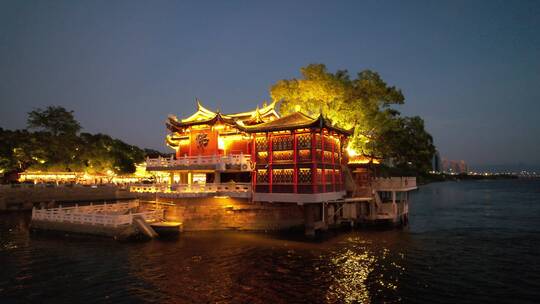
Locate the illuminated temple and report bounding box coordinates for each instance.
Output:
[145,100,351,203]
[136,100,417,234]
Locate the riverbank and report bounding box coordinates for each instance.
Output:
[417,172,521,185]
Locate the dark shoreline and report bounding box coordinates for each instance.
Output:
[417,173,526,185]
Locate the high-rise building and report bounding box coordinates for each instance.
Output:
[432,150,441,172]
[442,158,468,174]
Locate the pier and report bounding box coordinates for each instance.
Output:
[30,201,180,239]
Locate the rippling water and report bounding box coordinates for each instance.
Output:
[1,180,540,303]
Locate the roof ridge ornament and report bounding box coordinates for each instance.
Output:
[255,106,263,122]
[318,103,324,128]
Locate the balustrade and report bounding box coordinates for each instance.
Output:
[146,154,251,169]
[31,201,163,227]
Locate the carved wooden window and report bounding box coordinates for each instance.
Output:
[323,136,331,151]
[298,150,311,162]
[272,136,293,151]
[334,139,341,151]
[297,134,311,150]
[314,169,323,184]
[315,134,322,150]
[272,150,293,162]
[325,169,334,184]
[257,151,268,162]
[323,151,333,163]
[315,150,322,162]
[272,169,293,184]
[298,168,312,184]
[255,136,268,152]
[257,169,269,183]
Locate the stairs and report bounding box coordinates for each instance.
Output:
[132,215,159,238]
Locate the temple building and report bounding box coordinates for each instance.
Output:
[144,100,351,203]
[137,100,417,234]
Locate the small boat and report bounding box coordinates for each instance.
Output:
[150,221,183,235]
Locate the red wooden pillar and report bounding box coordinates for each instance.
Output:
[311,130,317,193]
[321,129,326,193]
[252,134,257,191]
[339,135,344,190]
[293,130,298,193]
[188,129,192,157]
[268,132,273,193]
[331,133,336,192]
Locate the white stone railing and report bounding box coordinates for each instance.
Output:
[145,154,252,170]
[0,183,119,189]
[372,177,417,190]
[31,201,164,227]
[64,201,140,212]
[130,182,252,194]
[129,183,169,193]
[172,182,251,193]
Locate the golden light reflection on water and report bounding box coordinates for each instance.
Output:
[325,236,404,303]
[326,248,376,303]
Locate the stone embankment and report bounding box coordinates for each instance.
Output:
[138,195,305,231]
[0,184,140,211]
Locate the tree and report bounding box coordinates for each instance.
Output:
[0,128,34,174]
[78,133,145,174]
[25,106,82,172]
[27,106,81,136]
[376,116,435,173]
[1,106,146,181]
[270,64,435,173]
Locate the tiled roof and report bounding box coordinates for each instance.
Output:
[240,112,352,134]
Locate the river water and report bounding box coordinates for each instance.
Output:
[1,180,540,303]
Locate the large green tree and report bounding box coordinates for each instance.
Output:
[375,116,435,173]
[27,106,81,136]
[270,64,435,173]
[1,107,146,180]
[78,133,145,174]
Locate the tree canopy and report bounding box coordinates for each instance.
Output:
[27,106,81,136]
[271,64,435,173]
[1,106,145,179]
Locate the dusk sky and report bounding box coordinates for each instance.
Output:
[1,0,539,170]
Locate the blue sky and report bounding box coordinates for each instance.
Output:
[1,0,539,169]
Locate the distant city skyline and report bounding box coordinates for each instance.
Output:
[1,1,539,169]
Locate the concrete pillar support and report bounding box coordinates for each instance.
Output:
[303,204,316,237]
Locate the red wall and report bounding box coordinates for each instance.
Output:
[176,128,250,157]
